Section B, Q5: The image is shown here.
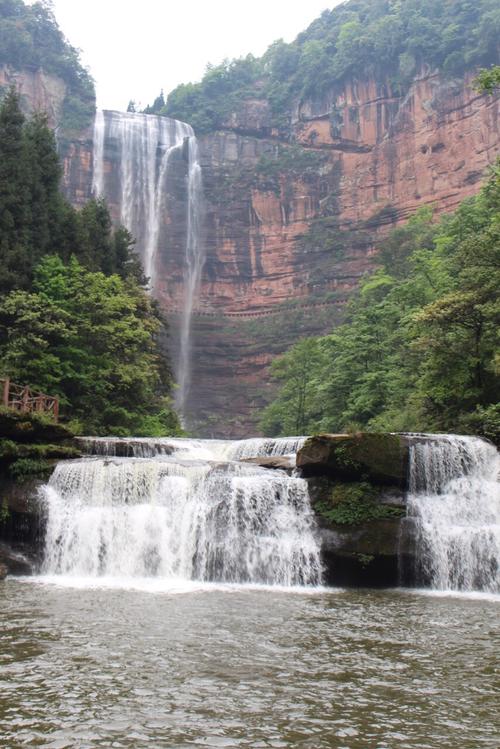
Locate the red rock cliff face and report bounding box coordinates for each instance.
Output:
[0,64,95,208]
[60,70,499,437]
[166,70,499,436]
[0,65,66,126]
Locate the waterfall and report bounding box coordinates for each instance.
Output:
[175,136,204,418]
[92,110,205,418]
[408,435,500,593]
[42,439,322,587]
[77,436,307,461]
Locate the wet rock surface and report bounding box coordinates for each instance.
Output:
[299,433,414,586]
[298,433,410,488]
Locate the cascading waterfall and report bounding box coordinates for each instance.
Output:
[42,438,322,587]
[408,435,500,592]
[77,436,307,461]
[92,110,205,418]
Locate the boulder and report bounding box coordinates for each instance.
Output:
[297,433,410,488]
[241,456,294,472]
[0,542,33,576]
[0,475,46,572]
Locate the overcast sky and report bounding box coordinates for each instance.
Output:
[43,0,340,111]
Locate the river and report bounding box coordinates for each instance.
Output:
[1,580,498,748]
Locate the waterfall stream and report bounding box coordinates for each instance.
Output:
[42,437,322,587]
[408,435,500,593]
[92,110,205,419]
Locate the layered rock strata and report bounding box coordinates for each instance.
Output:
[19,66,500,436]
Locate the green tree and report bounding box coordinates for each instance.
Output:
[260,338,326,436]
[475,65,500,93]
[0,86,30,292]
[0,256,181,436]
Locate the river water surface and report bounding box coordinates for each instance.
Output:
[1,580,498,749]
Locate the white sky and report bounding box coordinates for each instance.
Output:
[44,0,341,111]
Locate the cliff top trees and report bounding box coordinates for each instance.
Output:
[0,0,95,131]
[163,0,499,133]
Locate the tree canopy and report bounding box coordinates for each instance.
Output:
[475,65,500,93]
[162,0,500,133]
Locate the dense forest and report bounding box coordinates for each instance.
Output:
[260,164,500,444]
[0,88,181,437]
[0,0,95,131]
[157,0,500,132]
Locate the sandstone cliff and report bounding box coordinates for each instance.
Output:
[46,70,500,435]
[172,70,500,435]
[0,64,66,127]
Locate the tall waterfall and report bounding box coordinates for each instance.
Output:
[176,136,204,417]
[42,438,322,587]
[92,110,205,417]
[408,435,500,593]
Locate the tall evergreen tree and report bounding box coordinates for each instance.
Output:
[23,112,64,259]
[0,86,30,292]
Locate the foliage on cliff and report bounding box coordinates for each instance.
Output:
[0,0,95,130]
[162,0,499,132]
[475,65,500,93]
[260,166,500,442]
[0,90,181,437]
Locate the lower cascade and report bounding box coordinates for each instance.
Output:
[408,435,500,593]
[42,438,322,587]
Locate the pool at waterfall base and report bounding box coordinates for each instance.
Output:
[1,580,498,748]
[1,434,499,748]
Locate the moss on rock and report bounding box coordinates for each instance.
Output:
[314,480,406,526]
[297,433,409,487]
[0,409,74,444]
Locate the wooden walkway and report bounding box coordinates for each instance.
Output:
[1,378,59,421]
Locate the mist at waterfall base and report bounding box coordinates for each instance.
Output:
[92,110,204,419]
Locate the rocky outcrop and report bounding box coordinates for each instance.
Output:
[0,64,67,127]
[297,433,410,487]
[58,70,500,436]
[0,411,80,576]
[298,433,415,586]
[0,409,74,443]
[0,476,45,576]
[173,71,499,435]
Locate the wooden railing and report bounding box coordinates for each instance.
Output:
[1,378,59,422]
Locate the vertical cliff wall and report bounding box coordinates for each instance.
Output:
[174,71,499,436]
[61,70,499,436]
